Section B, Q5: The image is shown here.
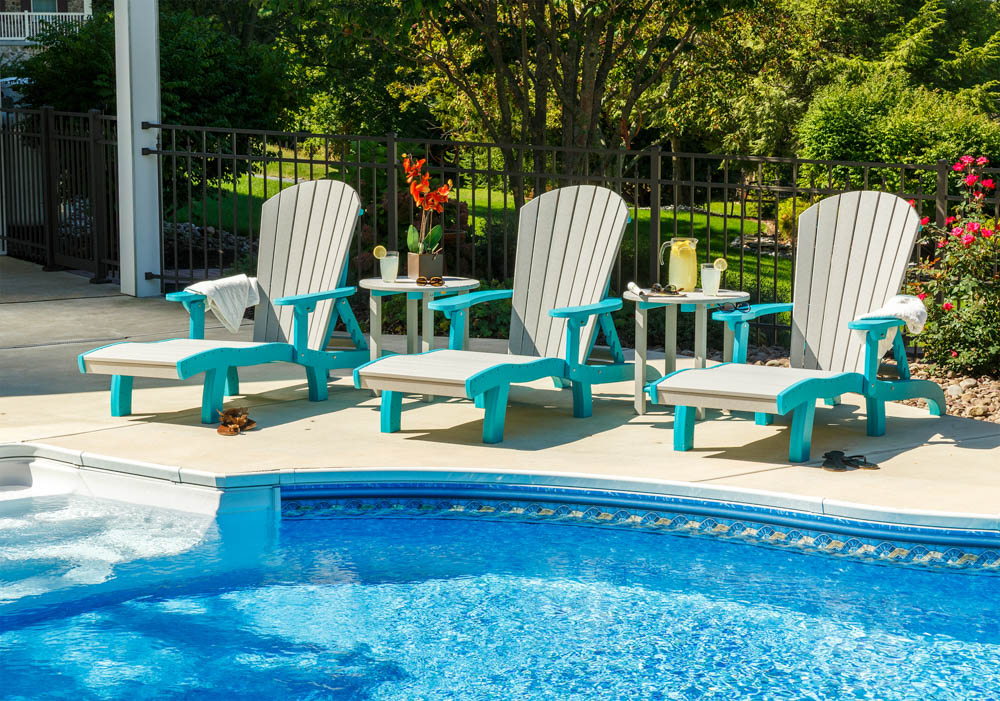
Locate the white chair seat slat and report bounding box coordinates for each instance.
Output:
[359,350,545,386]
[653,364,846,402]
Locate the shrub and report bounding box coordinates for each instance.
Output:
[906,156,1000,375]
[775,197,813,242]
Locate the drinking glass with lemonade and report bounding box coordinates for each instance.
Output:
[373,246,399,283]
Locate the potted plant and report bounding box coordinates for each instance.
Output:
[402,154,451,278]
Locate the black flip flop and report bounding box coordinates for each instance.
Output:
[822,450,849,472]
[844,454,879,470]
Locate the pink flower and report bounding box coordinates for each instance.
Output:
[951,350,959,357]
[950,226,964,236]
[961,155,975,165]
[937,239,947,248]
[967,221,981,232]
[982,178,995,190]
[984,229,994,238]
[965,174,979,187]
[920,216,930,226]
[977,156,989,165]
[975,190,985,199]
[917,292,927,300]
[961,233,976,246]
[945,216,956,225]
[953,162,966,172]
[943,302,954,311]
[908,199,916,208]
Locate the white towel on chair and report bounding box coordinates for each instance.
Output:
[854,294,927,358]
[185,274,260,334]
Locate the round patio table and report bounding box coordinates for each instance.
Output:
[624,288,751,415]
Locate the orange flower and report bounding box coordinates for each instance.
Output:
[402,155,426,184]
[409,172,430,206]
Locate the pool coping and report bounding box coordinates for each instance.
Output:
[3,440,998,543]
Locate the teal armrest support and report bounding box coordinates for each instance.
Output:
[549,298,622,319]
[712,302,793,324]
[274,286,356,353]
[274,286,356,307]
[429,289,513,313]
[165,290,207,339]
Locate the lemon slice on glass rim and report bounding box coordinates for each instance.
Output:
[713,257,728,272]
[373,245,387,259]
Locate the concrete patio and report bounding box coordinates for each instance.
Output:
[2,256,999,520]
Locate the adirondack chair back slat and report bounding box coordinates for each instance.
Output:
[791,191,920,373]
[508,185,630,360]
[253,180,361,349]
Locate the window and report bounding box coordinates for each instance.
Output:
[31,0,59,11]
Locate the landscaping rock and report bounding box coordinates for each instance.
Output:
[946,384,964,398]
[960,378,978,389]
[765,359,783,367]
[970,405,990,417]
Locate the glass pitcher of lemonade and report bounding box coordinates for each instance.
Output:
[662,237,698,291]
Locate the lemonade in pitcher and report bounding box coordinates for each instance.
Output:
[663,237,698,291]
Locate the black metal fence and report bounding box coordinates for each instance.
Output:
[4,108,999,345]
[0,107,118,282]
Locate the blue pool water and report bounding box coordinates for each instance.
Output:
[2,496,1000,699]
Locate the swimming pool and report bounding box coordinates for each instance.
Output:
[3,494,1000,699]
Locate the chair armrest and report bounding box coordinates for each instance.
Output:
[548,298,622,320]
[847,318,905,337]
[165,291,206,304]
[428,289,513,313]
[165,291,207,339]
[712,302,792,325]
[274,286,356,308]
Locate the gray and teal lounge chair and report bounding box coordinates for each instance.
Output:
[646,191,945,462]
[354,185,632,443]
[79,180,369,423]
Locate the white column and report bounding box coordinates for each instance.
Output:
[114,0,160,296]
[83,0,93,16]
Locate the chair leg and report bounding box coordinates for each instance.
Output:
[380,390,402,433]
[224,366,240,396]
[552,376,571,389]
[482,385,510,444]
[571,382,593,418]
[755,412,774,426]
[110,375,133,416]
[866,397,886,437]
[201,368,226,424]
[789,401,816,463]
[305,365,328,402]
[474,393,485,409]
[674,406,696,451]
[824,395,841,406]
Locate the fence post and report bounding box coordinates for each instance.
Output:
[935,159,950,226]
[40,105,60,271]
[88,109,109,283]
[649,147,662,285]
[386,132,398,251]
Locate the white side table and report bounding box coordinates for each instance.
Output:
[624,288,751,415]
[360,276,481,361]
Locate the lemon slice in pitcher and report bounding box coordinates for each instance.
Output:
[373,245,387,259]
[713,257,728,272]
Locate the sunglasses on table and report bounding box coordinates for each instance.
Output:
[647,283,680,296]
[415,276,445,287]
[716,301,752,312]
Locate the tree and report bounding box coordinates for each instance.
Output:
[14,9,295,129]
[349,0,751,152]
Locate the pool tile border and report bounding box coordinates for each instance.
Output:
[282,482,1000,573]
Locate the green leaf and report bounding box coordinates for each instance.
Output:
[406,225,420,253]
[424,225,443,251]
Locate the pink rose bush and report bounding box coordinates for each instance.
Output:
[907,156,1000,373]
